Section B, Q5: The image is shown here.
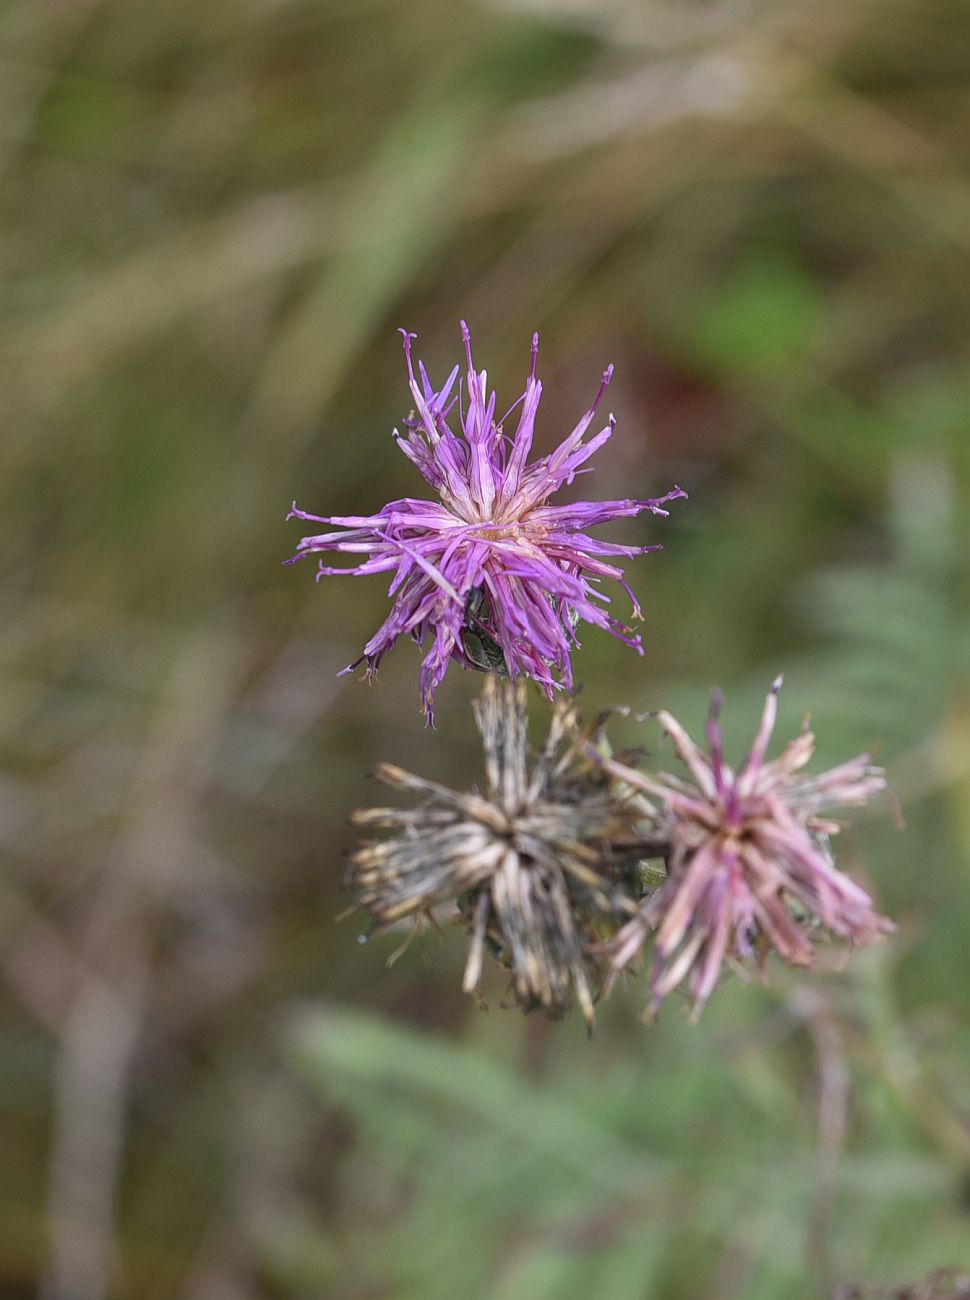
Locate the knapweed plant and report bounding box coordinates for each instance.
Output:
[287,322,685,721]
[289,323,892,1024]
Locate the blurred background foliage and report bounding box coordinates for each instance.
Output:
[2,0,970,1297]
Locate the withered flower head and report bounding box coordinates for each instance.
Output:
[594,676,893,1019]
[349,675,656,1025]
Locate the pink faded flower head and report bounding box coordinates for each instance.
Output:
[286,322,685,721]
[595,677,893,1019]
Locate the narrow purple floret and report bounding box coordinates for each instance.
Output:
[287,322,686,720]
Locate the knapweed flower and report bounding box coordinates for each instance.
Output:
[348,676,661,1025]
[287,323,685,721]
[593,677,893,1019]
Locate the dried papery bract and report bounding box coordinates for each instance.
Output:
[593,677,893,1020]
[349,675,659,1025]
[287,322,685,721]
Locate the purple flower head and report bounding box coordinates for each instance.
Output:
[286,323,685,721]
[594,677,893,1019]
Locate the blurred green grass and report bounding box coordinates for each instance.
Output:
[2,0,970,1297]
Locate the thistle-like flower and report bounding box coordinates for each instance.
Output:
[348,676,660,1025]
[287,323,685,721]
[594,677,893,1019]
